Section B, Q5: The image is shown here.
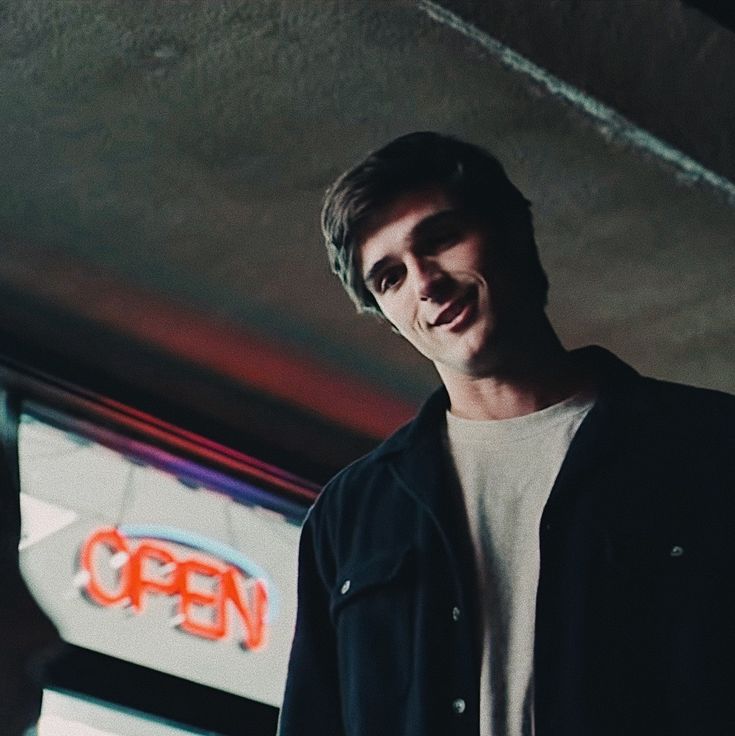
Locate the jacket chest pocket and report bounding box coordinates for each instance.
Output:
[330,547,416,713]
[330,547,414,617]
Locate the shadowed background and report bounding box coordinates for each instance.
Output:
[1,0,733,480]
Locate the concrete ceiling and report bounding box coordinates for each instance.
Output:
[1,0,733,479]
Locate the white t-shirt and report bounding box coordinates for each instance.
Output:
[445,392,595,736]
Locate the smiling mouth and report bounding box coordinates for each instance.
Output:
[431,288,476,328]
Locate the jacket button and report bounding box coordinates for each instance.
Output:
[452,698,466,715]
[340,580,351,594]
[452,606,461,622]
[670,545,684,557]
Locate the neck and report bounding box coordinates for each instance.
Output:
[439,320,590,420]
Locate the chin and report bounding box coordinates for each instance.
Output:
[435,347,488,379]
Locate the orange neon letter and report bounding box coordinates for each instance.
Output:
[128,543,179,613]
[177,558,225,640]
[220,566,268,650]
[80,527,132,607]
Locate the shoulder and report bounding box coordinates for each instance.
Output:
[311,418,415,519]
[300,408,440,573]
[609,374,735,471]
[578,345,734,431]
[633,375,735,426]
[313,386,448,513]
[305,393,446,538]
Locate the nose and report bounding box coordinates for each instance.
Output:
[409,257,450,302]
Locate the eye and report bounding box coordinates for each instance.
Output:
[377,267,404,293]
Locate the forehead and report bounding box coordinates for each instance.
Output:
[358,190,453,276]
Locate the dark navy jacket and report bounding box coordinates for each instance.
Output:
[279,347,735,736]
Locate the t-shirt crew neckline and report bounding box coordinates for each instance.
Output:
[445,390,597,444]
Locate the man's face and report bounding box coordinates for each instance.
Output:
[360,189,506,380]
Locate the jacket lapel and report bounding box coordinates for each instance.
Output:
[376,386,452,520]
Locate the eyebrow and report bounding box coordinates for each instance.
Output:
[362,208,462,288]
[411,209,464,251]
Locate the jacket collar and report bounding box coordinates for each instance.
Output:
[371,345,641,506]
[372,384,450,460]
[375,346,639,454]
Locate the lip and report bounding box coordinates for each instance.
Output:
[431,289,476,329]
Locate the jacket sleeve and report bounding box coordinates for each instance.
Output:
[278,505,344,735]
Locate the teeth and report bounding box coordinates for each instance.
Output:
[443,297,466,324]
[450,299,465,319]
[432,290,473,327]
[443,307,458,323]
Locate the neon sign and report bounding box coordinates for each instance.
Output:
[78,526,269,650]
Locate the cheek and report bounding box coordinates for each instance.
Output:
[381,295,415,331]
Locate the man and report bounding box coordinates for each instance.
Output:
[279,132,735,736]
